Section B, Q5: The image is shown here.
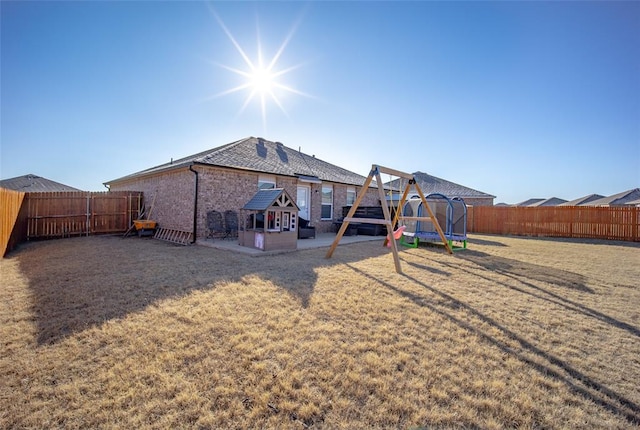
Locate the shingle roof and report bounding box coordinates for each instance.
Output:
[0,174,81,192]
[387,171,495,199]
[582,188,640,206]
[528,197,568,207]
[559,194,606,206]
[242,188,298,211]
[105,137,372,187]
[515,198,545,207]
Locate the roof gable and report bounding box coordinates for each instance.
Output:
[516,198,545,207]
[529,197,568,207]
[559,194,605,206]
[0,174,81,192]
[583,188,640,206]
[242,188,299,211]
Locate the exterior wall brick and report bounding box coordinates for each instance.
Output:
[110,167,196,232]
[109,165,390,238]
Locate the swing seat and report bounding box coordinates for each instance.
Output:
[386,225,406,247]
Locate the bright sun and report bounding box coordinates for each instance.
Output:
[208,7,309,131]
[250,67,275,95]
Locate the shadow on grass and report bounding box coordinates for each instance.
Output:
[459,249,593,293]
[11,235,374,346]
[447,251,640,339]
[467,237,509,247]
[346,263,640,426]
[486,234,640,249]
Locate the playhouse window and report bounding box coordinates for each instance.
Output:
[266,210,277,231]
[321,185,333,219]
[258,175,276,190]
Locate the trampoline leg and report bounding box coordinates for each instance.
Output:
[400,235,418,248]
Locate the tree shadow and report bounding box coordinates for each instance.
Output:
[10,235,374,346]
[346,263,640,425]
[460,249,592,292]
[441,250,640,338]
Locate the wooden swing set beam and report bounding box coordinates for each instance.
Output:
[326,164,452,274]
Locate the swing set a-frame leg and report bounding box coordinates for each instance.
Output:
[326,164,453,274]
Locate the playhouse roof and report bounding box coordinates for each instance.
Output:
[105,137,374,187]
[243,188,299,211]
[0,174,81,192]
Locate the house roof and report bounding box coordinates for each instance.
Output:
[515,198,545,207]
[0,174,81,192]
[243,188,298,211]
[528,197,568,207]
[559,194,606,206]
[582,188,640,206]
[386,171,495,200]
[105,137,374,187]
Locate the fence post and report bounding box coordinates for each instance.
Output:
[86,193,90,236]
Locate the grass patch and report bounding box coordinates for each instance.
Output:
[1,234,639,428]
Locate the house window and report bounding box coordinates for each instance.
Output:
[321,185,333,220]
[346,186,356,205]
[258,175,276,190]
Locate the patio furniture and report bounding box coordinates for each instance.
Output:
[298,217,316,239]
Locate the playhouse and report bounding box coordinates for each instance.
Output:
[400,193,468,250]
[238,188,299,251]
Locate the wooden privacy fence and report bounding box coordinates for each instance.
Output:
[468,206,639,242]
[2,190,143,256]
[1,188,26,257]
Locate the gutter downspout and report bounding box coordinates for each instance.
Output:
[189,164,198,244]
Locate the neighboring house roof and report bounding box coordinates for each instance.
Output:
[105,137,374,187]
[528,197,568,207]
[242,188,298,211]
[0,174,81,192]
[386,171,495,200]
[626,198,640,207]
[582,188,640,206]
[515,198,545,207]
[559,194,606,206]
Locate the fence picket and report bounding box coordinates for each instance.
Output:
[467,205,639,242]
[1,190,144,256]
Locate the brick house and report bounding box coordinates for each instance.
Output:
[104,137,382,240]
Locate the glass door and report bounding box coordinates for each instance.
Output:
[297,185,311,221]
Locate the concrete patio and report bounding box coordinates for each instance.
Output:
[198,232,384,256]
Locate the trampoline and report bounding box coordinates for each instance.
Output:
[400,193,468,250]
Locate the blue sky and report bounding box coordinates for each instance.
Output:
[2,1,638,204]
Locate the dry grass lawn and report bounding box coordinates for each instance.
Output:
[1,234,639,429]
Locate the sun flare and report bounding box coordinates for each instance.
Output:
[250,67,275,95]
[208,7,310,131]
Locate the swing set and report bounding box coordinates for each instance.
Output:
[326,165,452,274]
